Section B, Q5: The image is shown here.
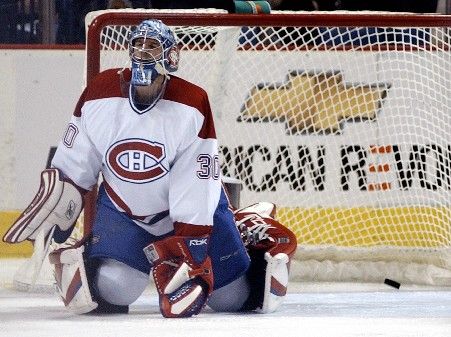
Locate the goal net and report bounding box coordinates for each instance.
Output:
[16,9,451,290]
[84,9,451,286]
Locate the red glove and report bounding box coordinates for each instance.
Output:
[144,225,213,318]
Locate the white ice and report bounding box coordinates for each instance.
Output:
[1,259,451,337]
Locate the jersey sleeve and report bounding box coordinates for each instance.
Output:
[51,88,102,190]
[168,96,221,232]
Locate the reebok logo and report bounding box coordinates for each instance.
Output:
[189,239,208,246]
[238,70,390,134]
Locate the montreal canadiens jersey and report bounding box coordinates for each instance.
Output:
[52,69,221,235]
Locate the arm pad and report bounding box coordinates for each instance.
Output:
[3,168,83,243]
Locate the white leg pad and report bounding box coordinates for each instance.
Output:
[259,252,290,313]
[49,245,98,314]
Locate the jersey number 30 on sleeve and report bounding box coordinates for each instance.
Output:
[196,154,220,180]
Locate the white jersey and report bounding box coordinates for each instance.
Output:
[52,69,221,234]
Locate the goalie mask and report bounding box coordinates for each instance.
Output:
[127,19,179,113]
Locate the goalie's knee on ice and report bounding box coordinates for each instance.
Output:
[91,258,149,306]
[208,274,250,312]
[50,247,149,315]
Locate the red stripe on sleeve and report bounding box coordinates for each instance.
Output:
[164,76,216,139]
[73,68,126,117]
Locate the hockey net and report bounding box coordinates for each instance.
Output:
[15,9,451,290]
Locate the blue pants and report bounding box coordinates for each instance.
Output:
[85,185,250,290]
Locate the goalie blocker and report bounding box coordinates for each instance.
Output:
[2,168,84,293]
[3,168,83,244]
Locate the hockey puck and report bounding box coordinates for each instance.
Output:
[384,278,400,289]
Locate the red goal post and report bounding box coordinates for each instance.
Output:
[82,9,451,286]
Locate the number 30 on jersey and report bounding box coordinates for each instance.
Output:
[197,154,220,180]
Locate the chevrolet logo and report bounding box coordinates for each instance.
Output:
[238,71,390,134]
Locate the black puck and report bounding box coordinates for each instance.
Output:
[384,278,400,289]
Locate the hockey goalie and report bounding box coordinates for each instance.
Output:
[3,19,297,317]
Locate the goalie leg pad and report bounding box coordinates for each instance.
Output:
[261,252,291,313]
[49,245,98,314]
[240,250,291,313]
[3,168,83,243]
[234,202,297,313]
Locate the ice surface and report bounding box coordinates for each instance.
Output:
[1,259,450,337]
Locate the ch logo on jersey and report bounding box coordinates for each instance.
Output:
[106,139,168,184]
